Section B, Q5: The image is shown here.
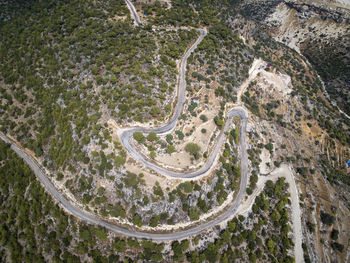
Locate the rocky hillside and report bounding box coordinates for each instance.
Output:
[0,0,349,262]
[235,1,350,262]
[242,0,350,117]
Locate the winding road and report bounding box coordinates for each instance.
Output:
[125,0,141,25]
[118,27,247,179]
[0,127,249,241]
[0,4,304,261]
[0,26,250,240]
[119,3,246,180]
[119,106,247,179]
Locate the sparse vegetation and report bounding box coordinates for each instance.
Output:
[200,114,208,122]
[2,0,349,262]
[185,142,201,160]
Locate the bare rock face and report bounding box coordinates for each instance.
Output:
[284,1,350,23]
[241,0,350,23]
[235,2,350,262]
[188,191,200,207]
[242,0,350,116]
[240,0,283,22]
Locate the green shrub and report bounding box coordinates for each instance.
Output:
[185,143,201,159]
[133,132,145,143]
[166,145,176,154]
[320,212,335,226]
[175,130,184,140]
[200,114,208,122]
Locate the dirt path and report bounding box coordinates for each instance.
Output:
[237,164,304,263]
[237,58,265,103]
[0,2,305,252]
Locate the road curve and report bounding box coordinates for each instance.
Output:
[0,127,247,240]
[125,0,141,25]
[0,29,249,237]
[0,4,304,258]
[120,107,247,179]
[0,8,249,240]
[118,28,248,179]
[122,0,246,179]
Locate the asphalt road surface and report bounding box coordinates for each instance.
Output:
[118,28,247,179]
[0,1,250,240]
[0,130,247,240]
[125,0,141,25]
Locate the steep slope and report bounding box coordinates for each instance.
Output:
[235,1,350,262]
[242,0,350,117]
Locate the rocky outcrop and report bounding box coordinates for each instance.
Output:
[241,0,350,24]
[240,0,283,22]
[284,1,350,23]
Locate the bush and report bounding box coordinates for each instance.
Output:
[306,221,315,233]
[149,215,160,227]
[214,116,224,128]
[201,128,206,133]
[112,239,126,252]
[197,198,208,212]
[57,172,64,181]
[150,106,161,117]
[175,130,184,140]
[133,132,145,143]
[132,214,142,227]
[147,132,158,142]
[185,143,201,159]
[320,211,335,226]
[123,172,139,188]
[331,242,344,252]
[166,134,173,144]
[180,181,193,193]
[109,205,126,218]
[153,182,163,197]
[166,145,176,154]
[331,229,339,240]
[200,114,208,122]
[114,155,126,167]
[189,207,199,221]
[150,151,156,159]
[246,187,253,195]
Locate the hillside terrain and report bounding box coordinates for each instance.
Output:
[237,1,350,261]
[241,0,350,116]
[0,0,349,262]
